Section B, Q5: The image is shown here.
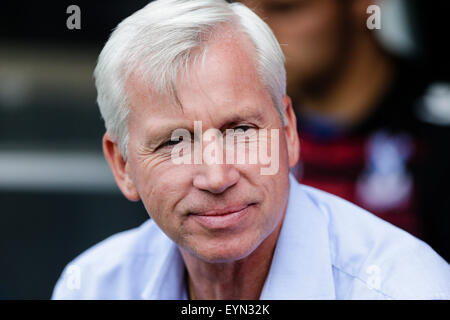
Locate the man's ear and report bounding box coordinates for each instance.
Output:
[282,96,300,168]
[102,133,140,201]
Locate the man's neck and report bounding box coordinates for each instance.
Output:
[297,35,394,128]
[180,216,284,300]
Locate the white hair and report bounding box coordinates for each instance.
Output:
[94,0,286,158]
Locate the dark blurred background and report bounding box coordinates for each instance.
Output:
[1,0,449,299]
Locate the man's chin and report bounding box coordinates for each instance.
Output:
[191,252,251,264]
[182,240,258,264]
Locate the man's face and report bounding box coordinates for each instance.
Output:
[240,0,352,97]
[121,33,298,263]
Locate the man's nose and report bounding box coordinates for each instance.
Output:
[193,164,240,194]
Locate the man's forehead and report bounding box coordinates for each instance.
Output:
[126,74,257,122]
[126,73,179,117]
[138,103,268,136]
[128,86,268,127]
[126,32,269,121]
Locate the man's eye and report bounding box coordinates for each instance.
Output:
[233,125,253,132]
[159,136,183,149]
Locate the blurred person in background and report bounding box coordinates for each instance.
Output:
[239,0,450,262]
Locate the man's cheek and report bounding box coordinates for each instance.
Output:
[145,181,180,212]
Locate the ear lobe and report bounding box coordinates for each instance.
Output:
[102,133,140,201]
[282,96,300,168]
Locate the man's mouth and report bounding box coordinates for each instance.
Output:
[190,203,255,229]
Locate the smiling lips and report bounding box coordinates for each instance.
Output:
[191,204,254,229]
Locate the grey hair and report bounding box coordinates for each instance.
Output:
[94,0,286,158]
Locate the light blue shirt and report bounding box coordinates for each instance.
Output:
[52,174,450,299]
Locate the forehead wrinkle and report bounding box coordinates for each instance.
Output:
[175,31,265,120]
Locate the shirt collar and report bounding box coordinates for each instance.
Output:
[260,174,336,299]
[141,173,336,299]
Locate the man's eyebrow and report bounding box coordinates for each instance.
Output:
[145,121,192,147]
[218,109,266,130]
[145,108,267,146]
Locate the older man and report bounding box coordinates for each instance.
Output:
[52,0,449,300]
